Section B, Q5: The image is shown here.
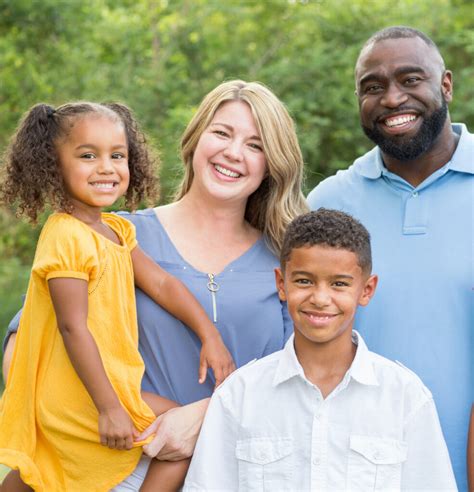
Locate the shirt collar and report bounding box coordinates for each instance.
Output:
[273,331,379,387]
[355,123,473,179]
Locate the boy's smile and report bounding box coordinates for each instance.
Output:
[276,244,377,349]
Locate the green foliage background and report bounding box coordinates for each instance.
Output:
[0,0,473,372]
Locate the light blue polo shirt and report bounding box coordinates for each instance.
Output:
[307,123,473,491]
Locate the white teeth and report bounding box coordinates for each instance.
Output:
[92,182,115,189]
[214,164,240,178]
[385,115,416,127]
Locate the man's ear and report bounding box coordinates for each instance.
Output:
[274,268,287,302]
[359,274,378,307]
[441,70,453,103]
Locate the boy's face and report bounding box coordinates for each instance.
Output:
[276,244,377,347]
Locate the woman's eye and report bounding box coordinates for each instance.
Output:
[248,142,263,151]
[213,130,229,137]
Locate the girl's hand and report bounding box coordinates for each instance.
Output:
[199,334,236,387]
[98,405,138,450]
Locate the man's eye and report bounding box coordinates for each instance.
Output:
[365,84,383,94]
[404,77,421,85]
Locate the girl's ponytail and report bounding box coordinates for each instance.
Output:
[0,103,67,223]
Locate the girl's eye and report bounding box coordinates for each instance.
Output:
[80,153,95,159]
[112,153,126,160]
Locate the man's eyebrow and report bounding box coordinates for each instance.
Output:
[358,65,427,87]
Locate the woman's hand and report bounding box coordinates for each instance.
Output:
[99,405,137,450]
[199,333,236,387]
[138,398,210,460]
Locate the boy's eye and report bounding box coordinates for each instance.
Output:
[333,281,349,287]
[295,278,311,286]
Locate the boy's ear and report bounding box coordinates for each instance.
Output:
[274,268,287,302]
[358,274,378,307]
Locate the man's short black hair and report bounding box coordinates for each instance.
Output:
[361,26,444,69]
[280,208,372,274]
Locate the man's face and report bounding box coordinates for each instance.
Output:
[355,37,452,161]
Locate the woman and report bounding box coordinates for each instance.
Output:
[3,80,307,485]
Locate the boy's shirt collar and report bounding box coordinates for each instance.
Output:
[273,331,379,388]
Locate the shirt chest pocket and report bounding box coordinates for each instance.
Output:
[236,437,293,491]
[347,435,408,491]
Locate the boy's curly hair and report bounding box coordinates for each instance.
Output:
[0,102,158,223]
[280,208,372,274]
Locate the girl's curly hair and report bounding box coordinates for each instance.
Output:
[0,102,159,223]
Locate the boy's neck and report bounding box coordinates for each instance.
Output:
[294,330,357,399]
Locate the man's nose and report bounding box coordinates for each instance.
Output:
[380,83,409,108]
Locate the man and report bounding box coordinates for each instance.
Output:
[307,26,473,490]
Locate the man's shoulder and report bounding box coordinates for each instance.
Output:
[307,147,379,210]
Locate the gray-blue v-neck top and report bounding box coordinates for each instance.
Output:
[119,209,293,405]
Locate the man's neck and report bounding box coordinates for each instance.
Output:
[382,122,459,187]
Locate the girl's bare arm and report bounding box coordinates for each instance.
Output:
[49,277,136,450]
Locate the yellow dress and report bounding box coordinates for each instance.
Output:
[0,213,156,491]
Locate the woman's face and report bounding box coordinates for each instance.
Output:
[190,100,267,205]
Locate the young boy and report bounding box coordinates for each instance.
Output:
[184,209,456,491]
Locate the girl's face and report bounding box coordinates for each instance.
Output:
[190,101,267,205]
[56,114,129,214]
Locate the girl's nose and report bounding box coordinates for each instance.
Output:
[97,158,115,173]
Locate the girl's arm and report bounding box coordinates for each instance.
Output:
[49,277,136,450]
[131,247,235,386]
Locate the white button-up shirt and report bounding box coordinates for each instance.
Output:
[184,332,456,491]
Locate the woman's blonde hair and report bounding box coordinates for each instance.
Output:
[176,80,308,255]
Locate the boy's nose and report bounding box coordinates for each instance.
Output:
[309,287,331,308]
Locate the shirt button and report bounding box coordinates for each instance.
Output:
[259,452,267,461]
[312,457,320,465]
[412,191,419,197]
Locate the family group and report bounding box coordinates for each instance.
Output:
[0,26,472,491]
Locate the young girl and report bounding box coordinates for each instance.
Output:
[0,102,235,491]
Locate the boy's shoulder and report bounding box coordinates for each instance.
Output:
[215,350,284,398]
[368,350,433,400]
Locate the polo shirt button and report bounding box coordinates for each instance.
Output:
[312,456,320,465]
[412,191,419,197]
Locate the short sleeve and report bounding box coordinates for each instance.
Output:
[32,215,99,282]
[103,213,137,251]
